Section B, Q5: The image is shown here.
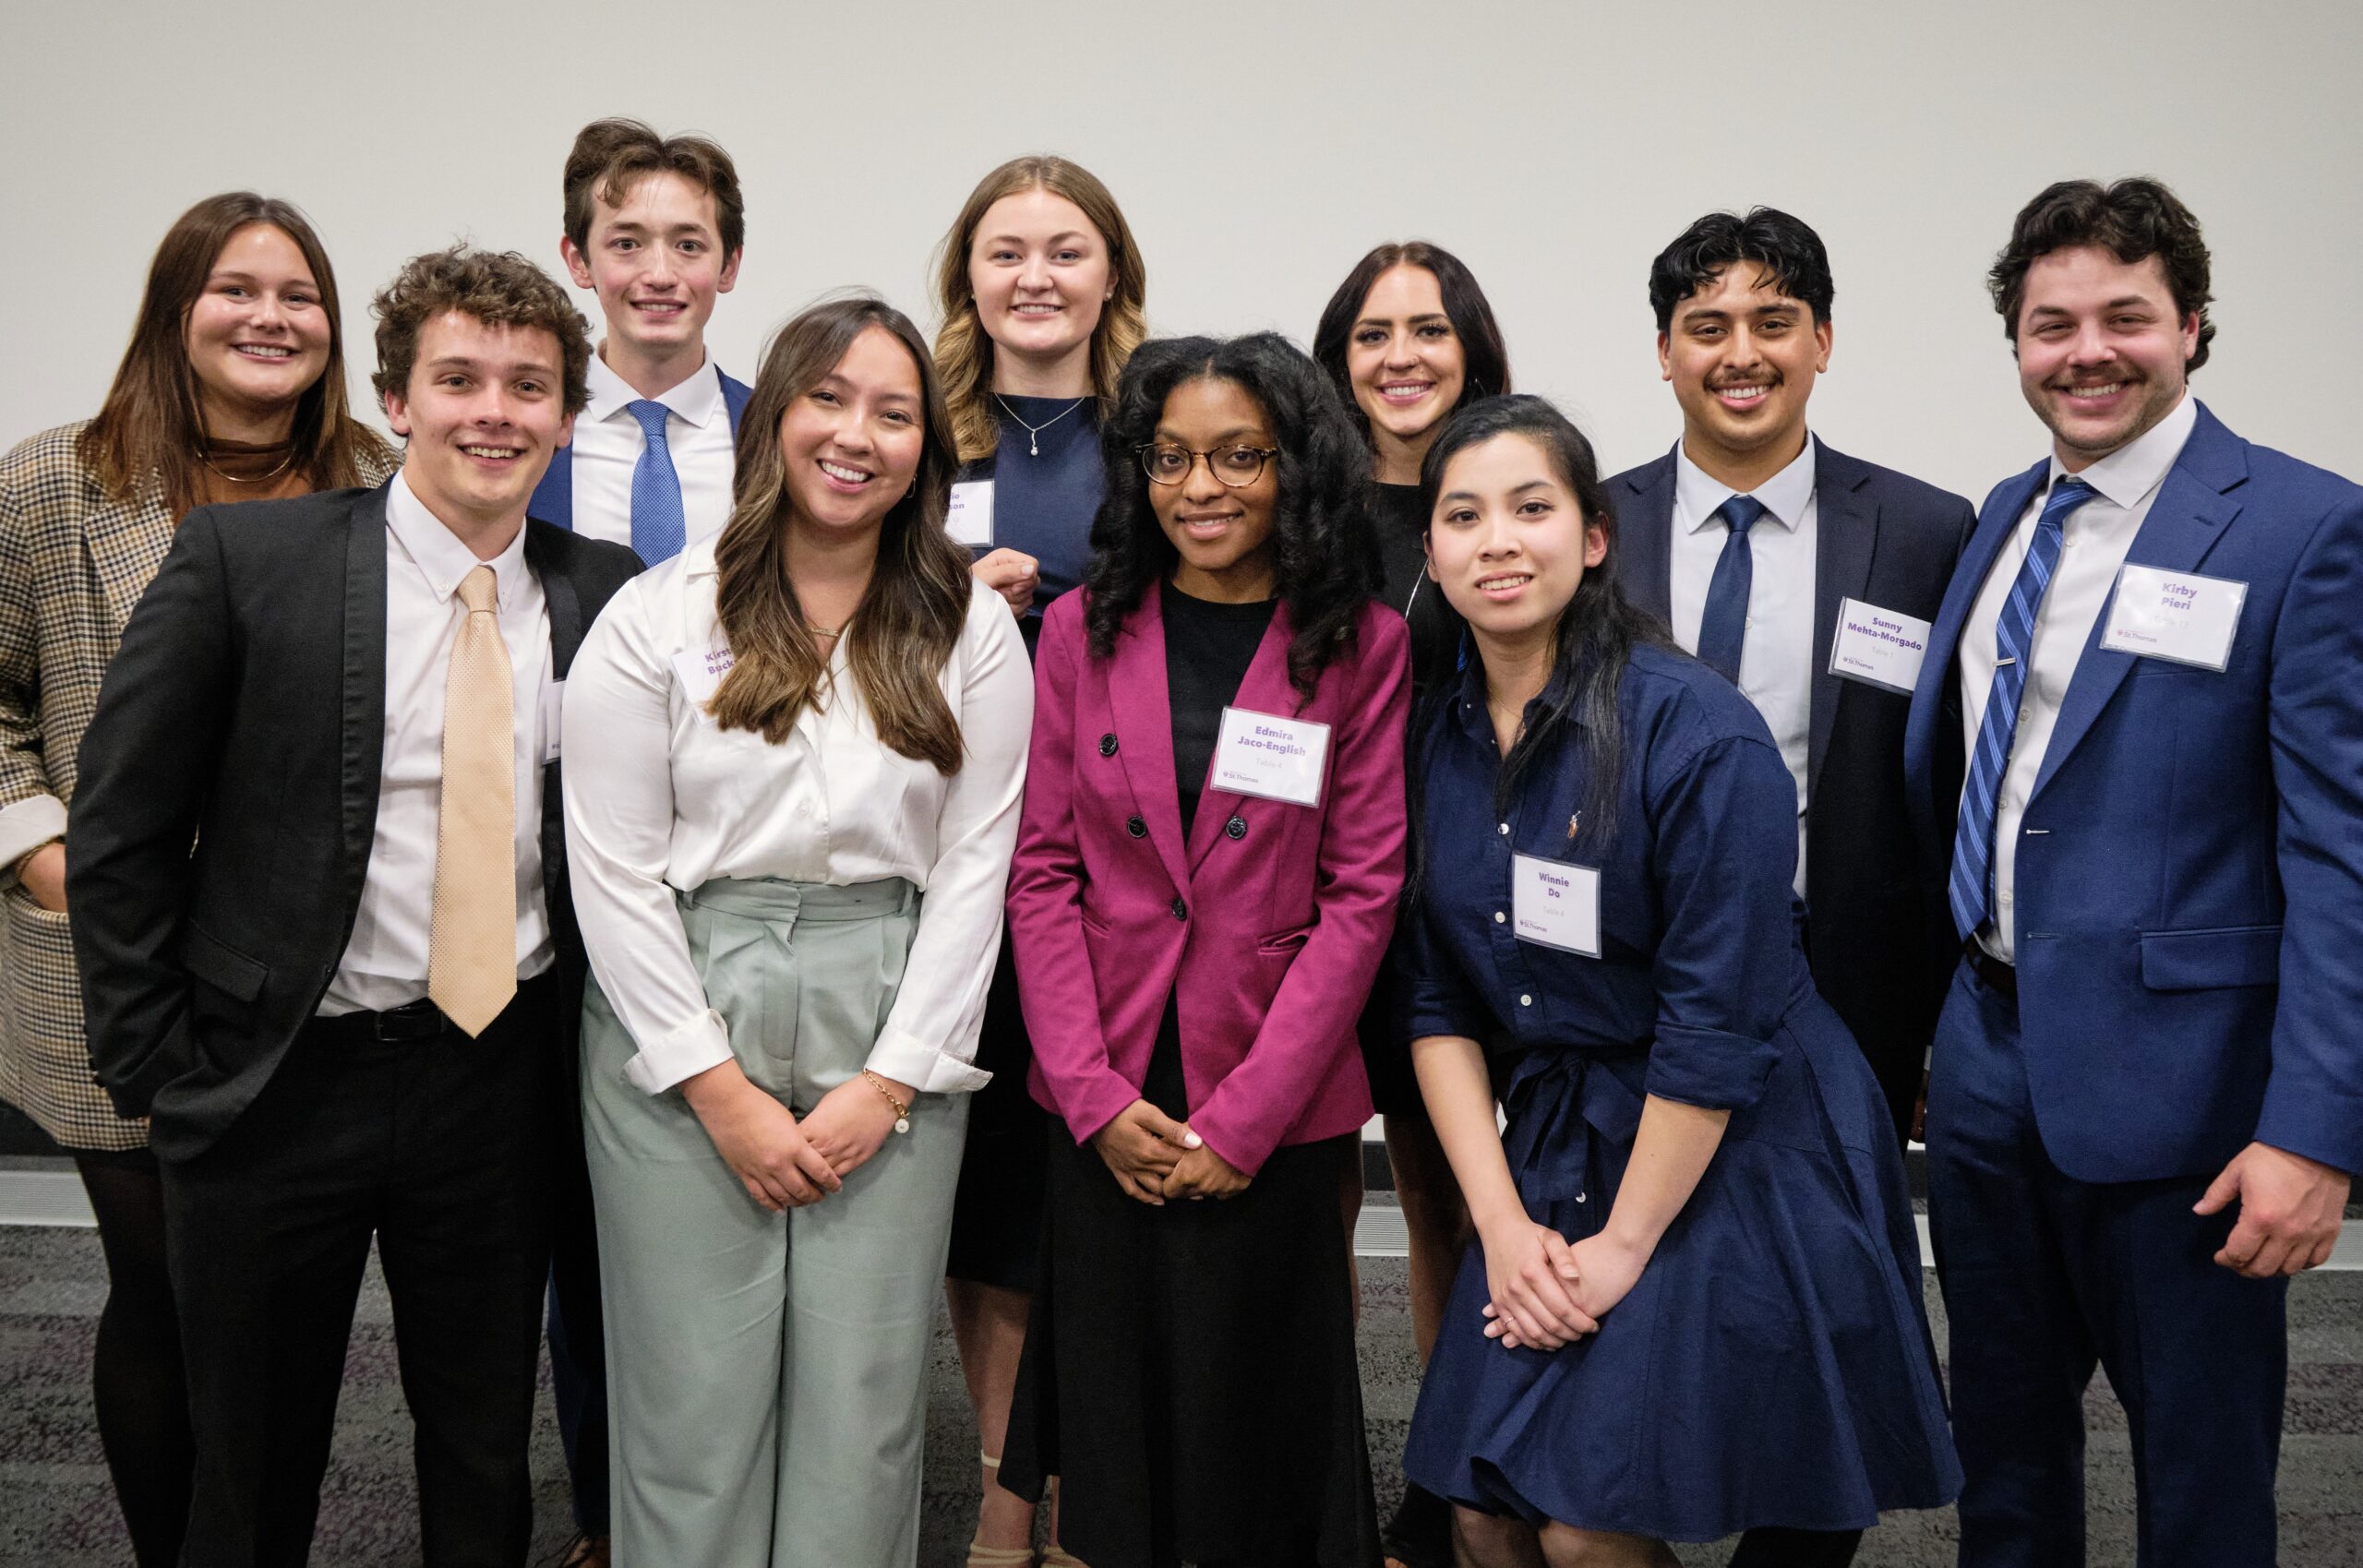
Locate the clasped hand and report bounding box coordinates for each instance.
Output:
[1090,1099,1251,1204]
[1478,1216,1648,1351]
[685,1060,906,1214]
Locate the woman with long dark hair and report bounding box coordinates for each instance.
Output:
[562,295,1033,1564]
[0,191,392,1567]
[1397,396,1957,1566]
[1001,333,1408,1568]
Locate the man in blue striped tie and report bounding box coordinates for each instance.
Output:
[1904,179,2363,1568]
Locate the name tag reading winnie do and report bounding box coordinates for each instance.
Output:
[945,481,995,548]
[1513,854,1601,957]
[671,645,737,705]
[2098,564,2245,671]
[1827,598,1934,695]
[1210,706,1331,808]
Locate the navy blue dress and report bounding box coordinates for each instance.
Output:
[1399,643,1960,1540]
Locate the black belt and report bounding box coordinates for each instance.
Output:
[1963,940,2017,1002]
[307,973,554,1044]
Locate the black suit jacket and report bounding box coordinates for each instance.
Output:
[1609,438,1976,1139]
[66,483,642,1159]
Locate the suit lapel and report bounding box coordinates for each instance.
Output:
[85,487,176,633]
[1805,439,1877,798]
[1616,449,1678,625]
[1109,588,1191,896]
[528,522,586,676]
[337,485,391,917]
[528,444,573,530]
[1186,604,1301,871]
[1925,461,2047,691]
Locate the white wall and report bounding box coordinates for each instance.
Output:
[6,0,2359,503]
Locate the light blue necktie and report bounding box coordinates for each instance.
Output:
[626,400,686,564]
[1693,494,1766,684]
[1949,475,2096,941]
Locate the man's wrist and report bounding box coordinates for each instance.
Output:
[6,838,59,885]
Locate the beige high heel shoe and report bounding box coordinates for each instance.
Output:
[967,1452,1038,1568]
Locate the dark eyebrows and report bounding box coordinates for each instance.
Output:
[1153,425,1263,444]
[1356,311,1452,329]
[425,354,558,381]
[1438,479,1553,504]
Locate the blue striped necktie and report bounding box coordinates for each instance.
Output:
[626,400,687,564]
[1949,475,2096,941]
[1694,494,1766,683]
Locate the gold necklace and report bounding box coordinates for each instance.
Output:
[196,446,297,485]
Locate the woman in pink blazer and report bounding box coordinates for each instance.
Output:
[999,332,1409,1568]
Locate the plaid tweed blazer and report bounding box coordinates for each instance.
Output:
[0,423,395,1148]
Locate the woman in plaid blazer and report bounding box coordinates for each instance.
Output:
[0,191,393,1567]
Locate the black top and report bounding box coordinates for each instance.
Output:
[965,395,1103,634]
[1161,579,1277,838]
[1373,481,1459,694]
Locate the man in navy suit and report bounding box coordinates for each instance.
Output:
[534,116,755,1568]
[1611,209,1975,1163]
[1905,177,2361,1568]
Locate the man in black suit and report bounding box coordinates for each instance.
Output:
[69,245,642,1568]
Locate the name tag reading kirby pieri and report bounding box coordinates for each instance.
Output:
[671,645,737,705]
[2098,564,2245,671]
[1512,853,1602,957]
[1210,706,1331,808]
[946,481,995,548]
[1827,598,1934,695]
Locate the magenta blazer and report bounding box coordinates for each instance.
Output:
[1008,587,1411,1177]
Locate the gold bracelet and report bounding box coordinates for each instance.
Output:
[858,1069,912,1134]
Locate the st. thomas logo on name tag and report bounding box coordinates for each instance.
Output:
[1512,853,1601,957]
[1210,706,1331,808]
[672,645,737,704]
[2098,564,2245,671]
[946,480,994,548]
[1827,598,1933,695]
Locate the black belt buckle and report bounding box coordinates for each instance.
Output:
[372,998,450,1042]
[1963,940,2018,1002]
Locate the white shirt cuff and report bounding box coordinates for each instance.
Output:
[0,794,67,885]
[622,1007,735,1095]
[865,1028,992,1095]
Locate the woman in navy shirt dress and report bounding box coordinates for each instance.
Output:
[1397,396,1958,1566]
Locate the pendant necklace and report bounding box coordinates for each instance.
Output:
[995,393,1088,458]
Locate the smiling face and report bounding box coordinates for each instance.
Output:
[1659,263,1830,477]
[775,324,927,540]
[383,310,573,538]
[561,169,739,368]
[1426,431,1606,649]
[1346,262,1468,452]
[1150,376,1280,600]
[2013,244,2196,469]
[967,187,1113,382]
[181,223,333,437]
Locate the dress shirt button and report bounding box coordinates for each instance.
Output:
[1519,994,1533,1007]
[1225,816,1248,840]
[1098,733,1119,758]
[1493,911,1506,924]
[1126,815,1147,838]
[1170,897,1188,921]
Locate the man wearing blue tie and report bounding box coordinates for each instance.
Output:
[1904,178,2363,1568]
[532,117,754,1568]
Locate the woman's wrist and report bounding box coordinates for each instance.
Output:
[680,1058,753,1118]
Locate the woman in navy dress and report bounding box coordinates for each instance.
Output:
[1397,396,1958,1565]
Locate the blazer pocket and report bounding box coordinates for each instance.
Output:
[1256,924,1313,956]
[178,921,270,1004]
[2139,924,2282,991]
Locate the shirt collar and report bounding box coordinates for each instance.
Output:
[1675,436,1817,535]
[586,351,723,428]
[386,469,532,610]
[2044,390,2199,511]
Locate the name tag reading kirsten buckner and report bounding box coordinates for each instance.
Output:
[672,644,737,705]
[1210,706,1332,808]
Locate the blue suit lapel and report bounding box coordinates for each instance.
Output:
[1615,448,1678,626]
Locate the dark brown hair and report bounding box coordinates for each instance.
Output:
[1312,240,1512,451]
[370,246,593,415]
[563,118,746,261]
[1989,177,2214,371]
[710,296,974,773]
[78,192,393,515]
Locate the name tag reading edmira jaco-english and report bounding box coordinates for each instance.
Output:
[1210,706,1331,808]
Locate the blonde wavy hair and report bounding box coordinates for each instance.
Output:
[931,155,1147,464]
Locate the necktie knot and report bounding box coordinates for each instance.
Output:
[1715,494,1767,536]
[2039,475,2096,529]
[628,400,672,446]
[458,563,498,615]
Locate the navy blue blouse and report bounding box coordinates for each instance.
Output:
[1406,641,1811,1113]
[963,394,1103,627]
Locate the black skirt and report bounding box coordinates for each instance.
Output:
[945,930,1050,1291]
[1002,1011,1380,1568]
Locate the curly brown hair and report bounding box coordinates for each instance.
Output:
[562,117,746,260]
[370,245,593,414]
[1989,177,2215,372]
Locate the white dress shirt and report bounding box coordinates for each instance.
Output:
[568,353,738,552]
[563,540,1035,1096]
[1669,439,1818,891]
[322,471,555,1014]
[1958,392,2199,964]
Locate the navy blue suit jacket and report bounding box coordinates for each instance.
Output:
[527,367,752,533]
[1612,437,1976,1138]
[1903,402,2363,1183]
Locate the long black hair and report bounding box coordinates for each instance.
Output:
[1082,332,1379,703]
[1411,395,1667,851]
[1312,240,1512,450]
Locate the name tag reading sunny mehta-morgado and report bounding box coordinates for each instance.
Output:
[2098,564,2245,671]
[1210,706,1331,808]
[1827,598,1934,695]
[946,481,994,548]
[1512,854,1601,957]
[672,645,737,705]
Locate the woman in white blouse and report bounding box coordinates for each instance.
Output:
[563,294,1034,1566]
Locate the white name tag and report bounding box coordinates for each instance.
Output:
[671,645,737,704]
[946,481,995,547]
[1512,854,1601,957]
[1210,706,1330,808]
[540,680,564,763]
[1827,598,1933,695]
[2099,564,2245,671]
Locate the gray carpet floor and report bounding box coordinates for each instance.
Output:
[4,1217,2358,1567]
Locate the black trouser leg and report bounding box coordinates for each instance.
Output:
[72,1147,194,1568]
[1728,1526,1865,1567]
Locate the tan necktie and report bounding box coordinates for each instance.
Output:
[428,564,517,1036]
